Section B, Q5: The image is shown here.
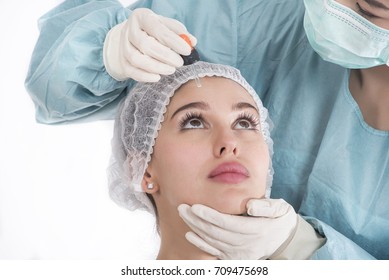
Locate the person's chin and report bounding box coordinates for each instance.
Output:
[212,197,250,216]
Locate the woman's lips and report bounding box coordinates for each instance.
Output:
[208,162,249,184]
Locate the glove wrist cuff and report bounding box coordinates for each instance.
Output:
[103,21,127,81]
[270,216,326,260]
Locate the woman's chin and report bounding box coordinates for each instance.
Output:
[211,198,249,215]
[193,191,264,215]
[208,188,264,215]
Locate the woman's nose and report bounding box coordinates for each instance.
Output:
[213,129,239,158]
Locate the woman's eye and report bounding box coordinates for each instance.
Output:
[179,113,205,130]
[235,119,252,129]
[184,118,204,129]
[234,113,260,130]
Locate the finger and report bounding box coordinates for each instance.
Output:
[122,41,176,75]
[246,198,291,217]
[183,217,238,250]
[159,16,198,47]
[150,16,194,55]
[179,204,262,238]
[141,36,185,67]
[131,10,191,58]
[185,232,221,257]
[127,11,185,67]
[191,204,264,234]
[128,26,184,68]
[186,34,198,47]
[120,45,161,82]
[179,204,239,247]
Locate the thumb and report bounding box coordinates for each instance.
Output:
[246,198,292,218]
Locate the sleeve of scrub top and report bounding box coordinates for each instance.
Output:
[25,0,306,124]
[305,217,376,260]
[25,0,135,124]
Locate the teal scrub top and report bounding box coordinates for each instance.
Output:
[25,0,388,259]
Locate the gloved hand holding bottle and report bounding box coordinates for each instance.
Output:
[103,8,197,82]
[178,198,326,260]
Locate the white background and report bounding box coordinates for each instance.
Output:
[0,0,159,259]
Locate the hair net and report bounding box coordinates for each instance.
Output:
[107,61,274,215]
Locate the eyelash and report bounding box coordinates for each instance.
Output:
[178,111,260,130]
[236,112,260,130]
[179,112,204,129]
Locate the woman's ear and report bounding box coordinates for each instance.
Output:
[141,169,159,194]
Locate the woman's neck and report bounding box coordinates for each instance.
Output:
[349,65,389,131]
[156,212,217,260]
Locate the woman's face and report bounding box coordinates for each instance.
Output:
[336,0,389,29]
[146,77,269,215]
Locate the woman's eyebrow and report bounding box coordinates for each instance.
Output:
[232,102,259,113]
[364,0,389,10]
[170,101,210,119]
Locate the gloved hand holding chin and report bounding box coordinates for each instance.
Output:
[103,8,197,82]
[178,198,326,260]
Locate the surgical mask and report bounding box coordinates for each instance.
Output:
[303,0,389,69]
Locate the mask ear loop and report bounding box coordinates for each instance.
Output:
[179,34,202,87]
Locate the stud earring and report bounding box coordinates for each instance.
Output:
[147,183,154,190]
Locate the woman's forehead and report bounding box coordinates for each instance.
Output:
[172,76,254,103]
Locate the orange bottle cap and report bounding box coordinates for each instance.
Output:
[179,34,193,49]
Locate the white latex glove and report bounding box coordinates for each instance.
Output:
[103,8,197,82]
[178,199,324,260]
[270,215,325,260]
